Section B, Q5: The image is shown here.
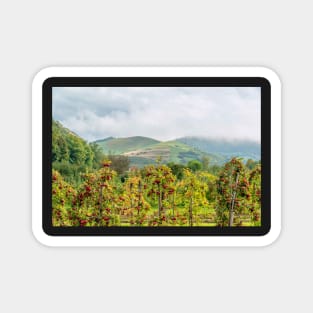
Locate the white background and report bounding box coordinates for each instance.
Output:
[0,0,310,312]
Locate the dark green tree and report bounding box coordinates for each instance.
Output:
[187,160,202,172]
[167,162,186,180]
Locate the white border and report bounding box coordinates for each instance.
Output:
[32,67,281,247]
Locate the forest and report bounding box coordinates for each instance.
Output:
[52,120,261,227]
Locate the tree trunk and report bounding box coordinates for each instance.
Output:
[129,183,134,221]
[158,185,162,222]
[229,172,239,226]
[189,196,193,227]
[138,180,142,216]
[130,183,133,208]
[99,185,103,218]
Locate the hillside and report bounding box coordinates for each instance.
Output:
[125,140,225,165]
[94,136,160,154]
[53,120,260,171]
[94,136,226,167]
[177,137,261,161]
[52,120,94,166]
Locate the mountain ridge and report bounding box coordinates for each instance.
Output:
[93,136,260,160]
[94,136,160,155]
[92,136,259,167]
[177,136,260,160]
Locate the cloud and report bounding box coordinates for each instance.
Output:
[52,86,261,142]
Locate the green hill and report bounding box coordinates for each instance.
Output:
[94,136,160,154]
[177,137,261,161]
[125,140,225,165]
[94,136,226,168]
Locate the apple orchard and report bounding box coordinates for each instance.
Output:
[52,158,261,227]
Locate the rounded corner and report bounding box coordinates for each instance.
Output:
[31,225,53,247]
[256,66,282,89]
[259,224,281,247]
[32,67,58,90]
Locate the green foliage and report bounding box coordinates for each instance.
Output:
[167,162,186,180]
[248,164,261,225]
[201,172,218,202]
[207,164,223,176]
[176,168,208,226]
[187,160,203,172]
[245,158,260,170]
[52,161,87,185]
[216,158,251,226]
[52,120,105,183]
[52,170,77,226]
[52,120,93,165]
[90,143,105,169]
[52,160,261,227]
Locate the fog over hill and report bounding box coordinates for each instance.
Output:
[177,136,260,160]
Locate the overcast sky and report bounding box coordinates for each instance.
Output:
[52,86,261,142]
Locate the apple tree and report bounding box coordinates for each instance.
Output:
[216,158,251,226]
